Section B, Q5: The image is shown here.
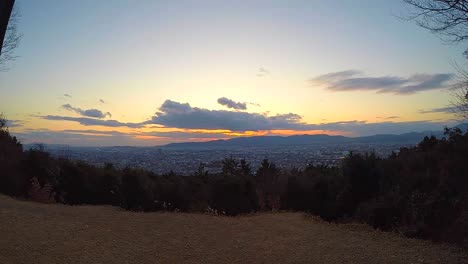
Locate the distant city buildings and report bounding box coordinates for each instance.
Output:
[45,143,412,175]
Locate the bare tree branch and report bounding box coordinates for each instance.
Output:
[0,0,15,54]
[0,4,21,71]
[403,0,468,45]
[450,63,468,120]
[403,0,468,120]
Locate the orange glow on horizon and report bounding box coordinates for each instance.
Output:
[134,135,166,140]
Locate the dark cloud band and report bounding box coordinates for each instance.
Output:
[310,70,453,95]
[217,97,247,110]
[62,104,111,119]
[148,100,308,131]
[42,115,144,128]
[419,106,456,114]
[35,100,452,136]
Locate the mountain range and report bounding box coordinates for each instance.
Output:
[163,123,468,149]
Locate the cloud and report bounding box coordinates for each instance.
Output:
[377,116,400,119]
[62,104,112,119]
[142,100,452,134]
[12,129,147,147]
[147,99,312,131]
[257,67,270,77]
[63,94,72,98]
[419,106,456,114]
[41,115,145,128]
[37,100,453,138]
[217,97,247,110]
[12,128,234,147]
[141,131,233,139]
[310,70,453,95]
[5,119,23,128]
[313,70,361,83]
[270,113,302,121]
[62,129,232,139]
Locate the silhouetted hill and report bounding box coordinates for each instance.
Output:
[355,131,444,144]
[162,130,448,149]
[163,134,350,149]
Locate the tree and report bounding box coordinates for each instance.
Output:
[0,0,20,71]
[403,0,468,120]
[0,0,14,53]
[451,64,468,120]
[0,113,25,195]
[239,159,252,177]
[403,1,468,49]
[0,112,6,131]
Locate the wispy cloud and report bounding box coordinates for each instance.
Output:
[62,104,112,119]
[6,119,23,128]
[41,115,144,128]
[377,116,400,120]
[217,97,247,110]
[257,67,270,77]
[419,106,456,114]
[68,129,233,139]
[310,70,453,95]
[12,128,234,146]
[13,129,148,146]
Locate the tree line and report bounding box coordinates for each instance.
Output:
[1,117,468,245]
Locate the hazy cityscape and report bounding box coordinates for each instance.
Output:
[43,142,411,175]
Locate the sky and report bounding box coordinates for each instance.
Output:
[0,0,466,146]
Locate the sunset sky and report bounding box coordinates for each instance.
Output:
[1,0,466,146]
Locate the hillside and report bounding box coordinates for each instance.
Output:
[0,195,466,264]
[161,125,468,149]
[162,131,445,149]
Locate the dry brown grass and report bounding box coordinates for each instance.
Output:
[0,195,466,264]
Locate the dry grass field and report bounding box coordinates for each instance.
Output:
[0,195,466,264]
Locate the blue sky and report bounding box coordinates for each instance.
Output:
[0,0,466,146]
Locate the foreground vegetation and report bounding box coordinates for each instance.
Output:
[1,119,467,245]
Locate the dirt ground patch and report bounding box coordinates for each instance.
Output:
[0,195,466,264]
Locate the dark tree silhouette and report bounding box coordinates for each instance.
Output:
[451,64,468,120]
[0,0,20,71]
[239,159,252,177]
[221,157,239,176]
[0,113,25,195]
[403,0,468,47]
[0,0,14,53]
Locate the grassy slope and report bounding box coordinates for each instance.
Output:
[0,195,466,264]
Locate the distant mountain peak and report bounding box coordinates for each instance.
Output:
[162,130,449,149]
